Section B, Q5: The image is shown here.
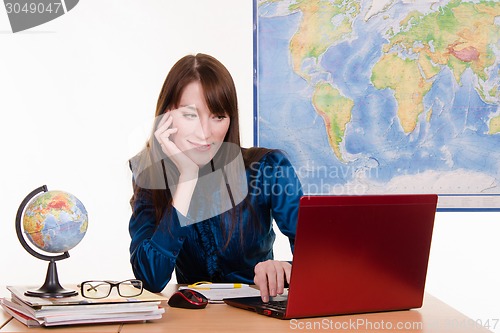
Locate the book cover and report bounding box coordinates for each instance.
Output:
[4,296,162,318]
[2,285,168,327]
[1,297,165,327]
[0,303,42,328]
[7,285,167,307]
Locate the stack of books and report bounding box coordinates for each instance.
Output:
[1,285,167,327]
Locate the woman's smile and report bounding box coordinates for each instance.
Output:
[189,141,212,151]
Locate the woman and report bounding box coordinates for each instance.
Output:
[129,53,303,302]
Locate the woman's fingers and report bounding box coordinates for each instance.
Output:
[254,260,292,303]
[154,113,178,153]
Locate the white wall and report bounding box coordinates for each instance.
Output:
[0,2,498,332]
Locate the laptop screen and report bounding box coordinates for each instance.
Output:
[224,194,438,319]
[285,194,437,318]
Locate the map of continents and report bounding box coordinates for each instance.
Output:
[256,0,500,208]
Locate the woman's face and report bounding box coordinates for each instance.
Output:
[169,81,231,166]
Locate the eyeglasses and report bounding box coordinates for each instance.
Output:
[80,279,143,299]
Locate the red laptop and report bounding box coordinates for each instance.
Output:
[224,194,438,319]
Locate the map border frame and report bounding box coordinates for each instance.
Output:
[252,0,500,212]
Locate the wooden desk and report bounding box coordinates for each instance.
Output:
[0,285,492,332]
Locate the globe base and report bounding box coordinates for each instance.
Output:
[25,288,78,298]
[25,260,78,298]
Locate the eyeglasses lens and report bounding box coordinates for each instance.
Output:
[118,280,143,297]
[82,282,112,299]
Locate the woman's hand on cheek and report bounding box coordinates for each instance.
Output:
[154,112,198,178]
[254,260,291,303]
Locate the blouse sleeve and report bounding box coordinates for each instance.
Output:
[259,151,303,253]
[128,188,189,292]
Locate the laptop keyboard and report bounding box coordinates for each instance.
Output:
[263,300,288,311]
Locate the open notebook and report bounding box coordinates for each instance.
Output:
[179,284,260,303]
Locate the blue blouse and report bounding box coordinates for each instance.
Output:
[129,150,303,293]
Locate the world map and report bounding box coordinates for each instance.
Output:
[255,0,500,209]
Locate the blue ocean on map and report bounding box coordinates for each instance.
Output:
[256,0,500,201]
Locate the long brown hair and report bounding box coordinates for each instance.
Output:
[131,54,271,247]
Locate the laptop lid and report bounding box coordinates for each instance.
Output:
[224,194,437,319]
[285,194,437,319]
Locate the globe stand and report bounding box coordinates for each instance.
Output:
[24,259,78,298]
[16,185,78,298]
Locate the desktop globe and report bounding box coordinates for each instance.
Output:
[16,185,88,298]
[23,190,88,253]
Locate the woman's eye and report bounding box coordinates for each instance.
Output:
[183,113,198,119]
[213,115,227,121]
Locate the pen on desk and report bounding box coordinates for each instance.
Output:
[188,282,249,289]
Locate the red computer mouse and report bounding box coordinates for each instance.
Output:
[168,289,208,309]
